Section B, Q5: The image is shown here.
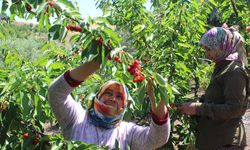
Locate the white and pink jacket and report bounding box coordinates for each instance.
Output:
[48,73,170,150]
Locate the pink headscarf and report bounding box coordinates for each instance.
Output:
[199,26,247,66]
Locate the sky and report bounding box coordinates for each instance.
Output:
[1,0,150,23]
[76,0,102,17]
[0,0,102,23]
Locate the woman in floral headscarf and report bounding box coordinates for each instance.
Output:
[48,57,170,150]
[176,25,249,150]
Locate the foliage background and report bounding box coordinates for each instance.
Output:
[0,0,249,149]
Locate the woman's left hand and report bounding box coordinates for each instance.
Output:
[147,79,168,119]
[177,102,202,116]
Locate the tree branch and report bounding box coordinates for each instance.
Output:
[230,0,238,17]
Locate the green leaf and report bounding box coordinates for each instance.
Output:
[138,80,146,102]
[172,86,181,95]
[146,33,154,42]
[38,12,45,31]
[4,49,23,67]
[51,142,64,150]
[166,84,174,103]
[21,92,32,120]
[1,82,10,95]
[177,43,190,48]
[158,85,169,105]
[59,24,67,41]
[81,41,99,62]
[49,62,65,69]
[45,13,51,31]
[103,27,121,45]
[70,34,81,42]
[33,94,40,118]
[132,24,145,34]
[81,33,93,49]
[96,17,112,28]
[152,80,161,105]
[0,102,17,145]
[208,0,218,7]
[1,1,9,13]
[67,142,74,150]
[49,24,62,40]
[152,0,160,7]
[154,73,166,86]
[57,0,76,10]
[126,143,131,150]
[36,2,48,15]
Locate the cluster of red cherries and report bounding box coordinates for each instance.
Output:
[127,60,145,82]
[66,24,82,32]
[66,25,82,32]
[26,1,55,12]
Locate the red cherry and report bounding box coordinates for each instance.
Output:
[71,26,77,31]
[105,41,112,51]
[127,67,132,72]
[139,74,145,80]
[107,55,111,60]
[134,70,140,76]
[75,26,82,32]
[66,25,73,30]
[45,140,51,146]
[32,138,39,145]
[246,26,250,33]
[22,133,29,139]
[133,76,140,82]
[114,55,119,62]
[129,67,136,75]
[133,75,145,82]
[143,58,150,62]
[66,25,70,30]
[44,7,49,14]
[133,60,140,67]
[97,38,103,47]
[48,1,55,7]
[26,5,32,12]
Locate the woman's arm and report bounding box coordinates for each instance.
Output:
[147,79,168,120]
[126,79,170,149]
[127,118,170,150]
[48,59,101,129]
[69,59,100,82]
[178,69,247,119]
[196,70,247,119]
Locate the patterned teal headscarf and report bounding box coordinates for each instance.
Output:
[199,26,247,66]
